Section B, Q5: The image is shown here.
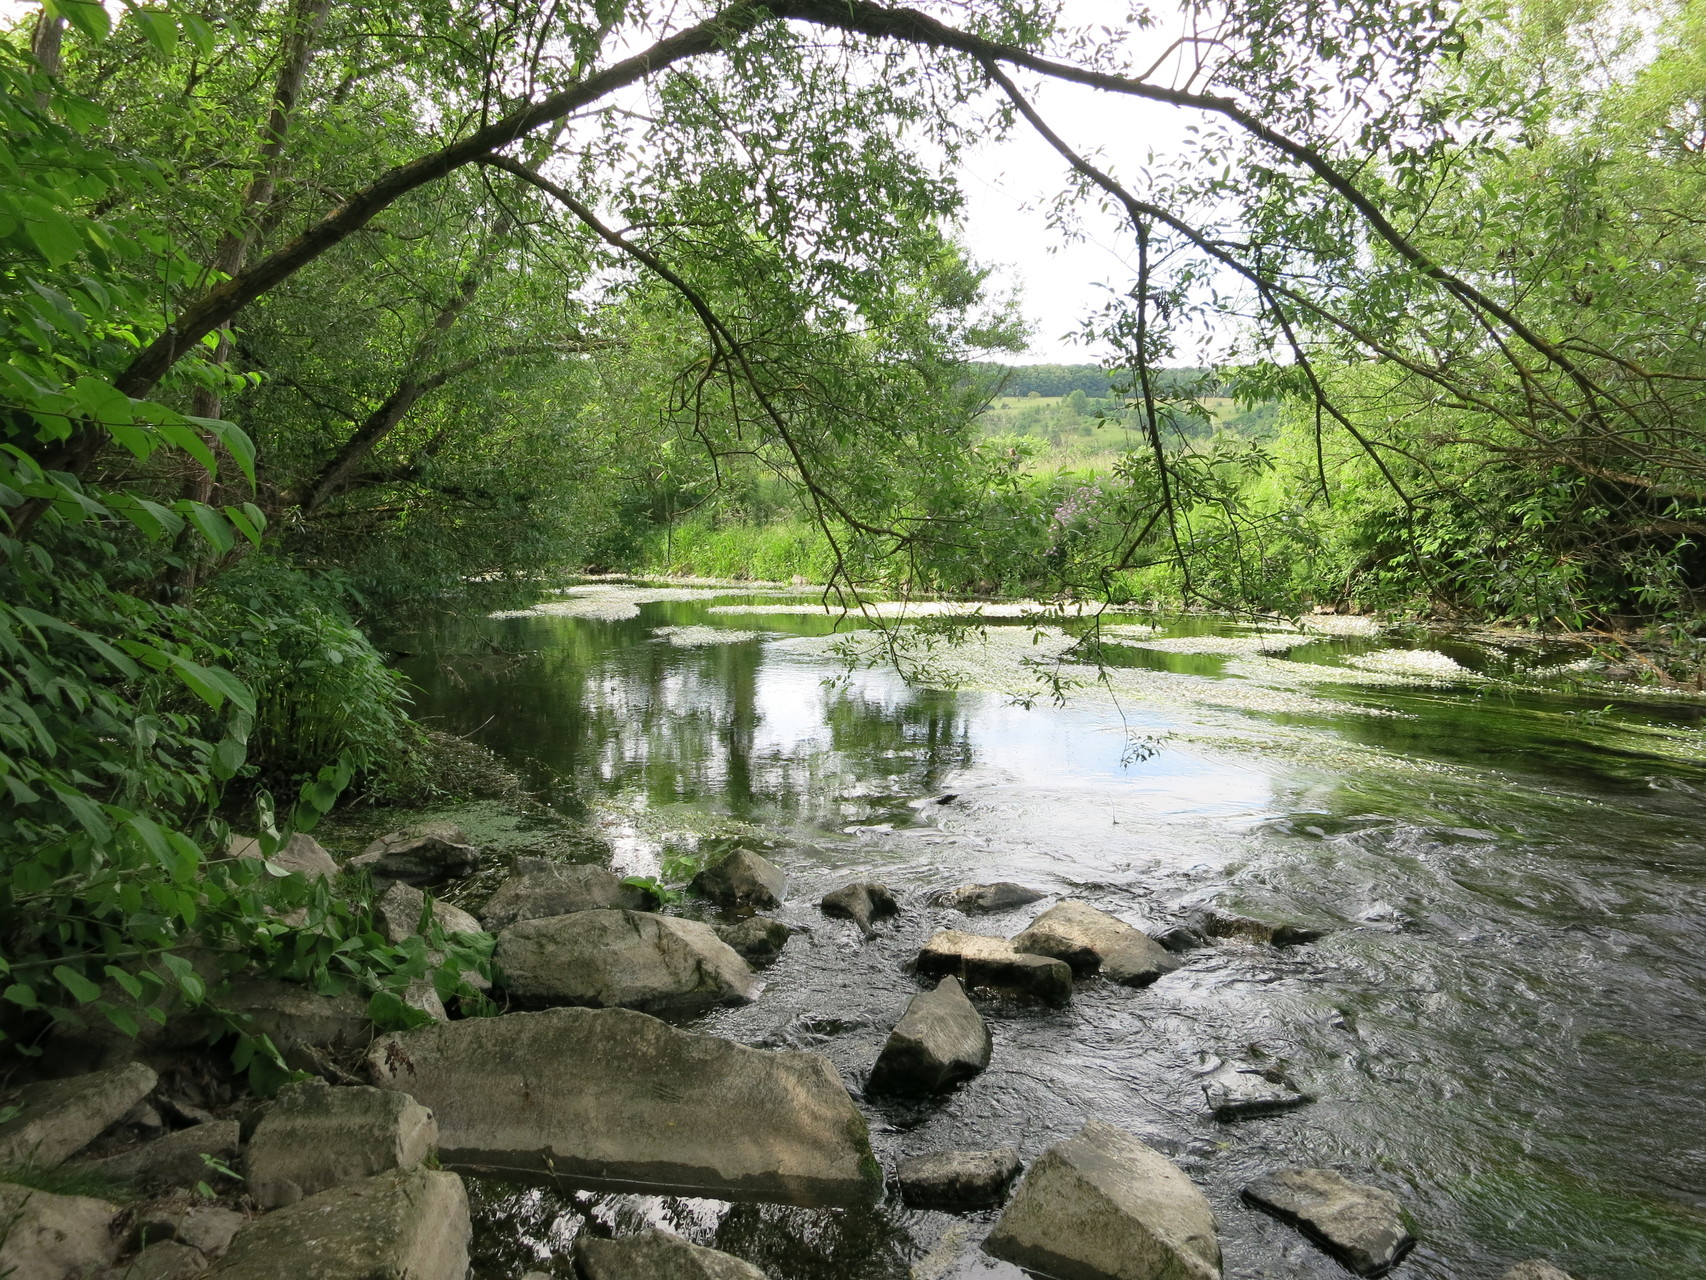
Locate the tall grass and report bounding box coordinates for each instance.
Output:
[634,517,836,581]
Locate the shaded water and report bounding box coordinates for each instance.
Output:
[399,586,1706,1280]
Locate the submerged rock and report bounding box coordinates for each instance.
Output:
[0,1182,122,1280]
[1501,1263,1576,1280]
[936,883,1047,913]
[1242,1167,1412,1276]
[690,849,787,908]
[866,977,991,1096]
[75,1119,241,1190]
[574,1230,768,1280]
[206,1167,469,1280]
[349,822,480,886]
[479,859,653,931]
[915,930,1072,1007]
[1012,901,1179,987]
[367,1006,881,1207]
[245,1079,437,1209]
[1153,924,1208,953]
[1193,894,1332,947]
[983,1121,1221,1280]
[1200,1063,1314,1121]
[820,882,899,936]
[896,1149,1022,1210]
[713,917,793,963]
[0,1063,157,1168]
[229,833,339,881]
[493,909,757,1015]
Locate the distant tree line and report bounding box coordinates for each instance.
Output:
[969,363,1216,399]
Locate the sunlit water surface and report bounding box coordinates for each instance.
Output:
[396,585,1706,1280]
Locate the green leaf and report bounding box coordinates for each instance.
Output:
[24,209,83,268]
[180,502,236,555]
[51,0,113,41]
[133,8,179,57]
[51,964,102,1004]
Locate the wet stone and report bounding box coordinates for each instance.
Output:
[1153,924,1208,953]
[0,1063,158,1169]
[349,822,481,886]
[866,977,991,1096]
[1012,900,1179,987]
[936,883,1047,913]
[1242,1167,1413,1276]
[479,859,654,931]
[690,849,787,908]
[1194,897,1331,947]
[914,930,1072,1007]
[820,882,899,936]
[1500,1264,1576,1280]
[896,1148,1022,1210]
[1200,1062,1314,1121]
[713,916,793,964]
[574,1229,769,1280]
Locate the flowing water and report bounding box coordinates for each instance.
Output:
[396,583,1706,1280]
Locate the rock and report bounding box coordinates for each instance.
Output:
[689,849,786,908]
[0,1063,158,1168]
[401,977,448,1023]
[896,1149,1022,1210]
[1200,1063,1314,1121]
[713,917,792,963]
[866,978,991,1096]
[1153,925,1208,954]
[132,1208,245,1258]
[1193,896,1330,947]
[1012,901,1179,988]
[229,833,338,881]
[0,1182,122,1280]
[983,1122,1220,1280]
[820,882,899,936]
[480,859,654,931]
[373,881,482,944]
[574,1229,767,1280]
[936,883,1047,913]
[348,822,480,886]
[205,1167,468,1280]
[368,1006,881,1207]
[494,909,757,1015]
[1242,1167,1413,1276]
[914,930,1072,1007]
[1501,1264,1575,1280]
[217,978,371,1072]
[122,1241,209,1280]
[118,1101,166,1141]
[244,1079,437,1210]
[73,1119,241,1189]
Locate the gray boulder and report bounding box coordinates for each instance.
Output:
[205,1167,468,1280]
[690,850,786,908]
[936,883,1047,913]
[983,1121,1221,1280]
[1200,1063,1314,1121]
[367,1006,881,1207]
[0,1182,122,1280]
[74,1119,241,1189]
[1153,925,1208,954]
[1242,1167,1412,1276]
[1501,1264,1575,1280]
[131,1208,244,1258]
[245,1080,436,1209]
[915,931,1072,1007]
[574,1230,767,1280]
[896,1149,1021,1210]
[0,1063,157,1168]
[494,909,757,1015]
[217,978,371,1072]
[479,859,653,931]
[713,917,792,963]
[349,822,480,885]
[1012,901,1179,988]
[1193,894,1331,947]
[373,880,484,945]
[866,978,991,1096]
[122,1241,209,1280]
[820,882,898,936]
[229,833,338,881]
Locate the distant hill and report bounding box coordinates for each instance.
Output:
[967,363,1216,398]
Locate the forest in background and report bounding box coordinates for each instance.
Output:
[4,0,1706,1066]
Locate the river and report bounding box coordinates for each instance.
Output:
[395,582,1706,1280]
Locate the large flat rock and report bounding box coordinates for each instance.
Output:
[1012,901,1179,987]
[367,1007,881,1207]
[866,978,991,1096]
[245,1080,436,1209]
[897,1149,1021,1210]
[206,1167,468,1280]
[689,849,786,908]
[936,883,1047,913]
[575,1230,768,1279]
[984,1121,1221,1280]
[0,1063,157,1168]
[493,909,757,1014]
[1242,1167,1412,1276]
[0,1182,122,1280]
[915,930,1071,1007]
[75,1120,241,1189]
[479,860,653,931]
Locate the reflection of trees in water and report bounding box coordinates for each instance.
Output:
[403,611,977,824]
[464,1181,915,1280]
